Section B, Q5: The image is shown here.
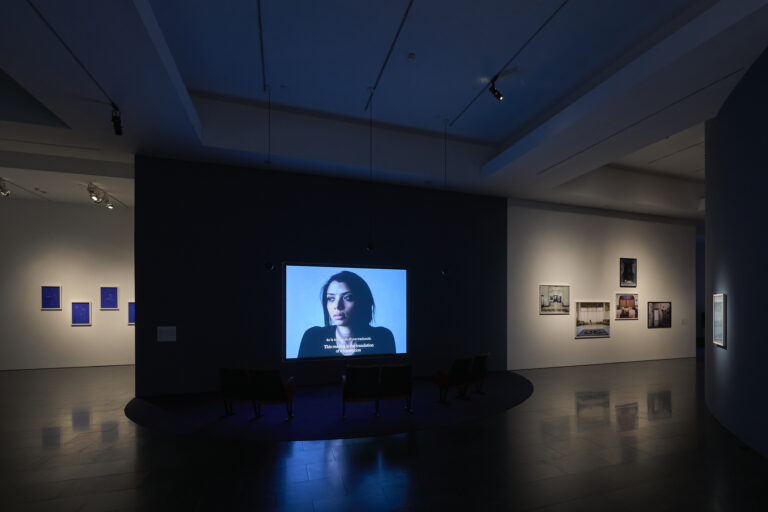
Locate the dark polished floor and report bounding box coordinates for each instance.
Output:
[2,358,767,511]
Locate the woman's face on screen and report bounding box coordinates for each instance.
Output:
[326,281,356,326]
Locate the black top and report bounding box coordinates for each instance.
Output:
[297,325,396,358]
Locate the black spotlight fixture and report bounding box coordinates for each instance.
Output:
[111,103,123,136]
[489,76,503,102]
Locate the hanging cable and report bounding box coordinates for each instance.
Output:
[364,0,414,111]
[26,0,123,134]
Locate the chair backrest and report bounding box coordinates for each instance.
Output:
[344,365,380,399]
[380,364,412,397]
[450,357,473,384]
[249,369,286,402]
[470,353,489,380]
[219,368,251,400]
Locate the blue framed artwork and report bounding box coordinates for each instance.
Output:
[128,302,135,325]
[72,302,91,326]
[41,285,62,310]
[100,286,119,310]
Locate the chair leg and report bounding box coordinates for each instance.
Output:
[406,395,413,414]
[375,399,380,417]
[251,402,261,422]
[223,399,233,416]
[342,399,346,419]
[285,401,294,421]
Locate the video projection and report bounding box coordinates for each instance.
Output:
[285,264,407,359]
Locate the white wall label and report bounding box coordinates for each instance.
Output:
[157,326,177,342]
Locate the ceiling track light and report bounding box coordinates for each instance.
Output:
[87,183,116,210]
[87,183,103,203]
[489,76,503,102]
[111,103,123,136]
[0,179,10,197]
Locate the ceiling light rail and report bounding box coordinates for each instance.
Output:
[364,0,415,111]
[87,183,117,210]
[449,0,571,127]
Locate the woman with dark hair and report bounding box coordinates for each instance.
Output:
[298,270,396,358]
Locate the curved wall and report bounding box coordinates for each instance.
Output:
[705,45,768,458]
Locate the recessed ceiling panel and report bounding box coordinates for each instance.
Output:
[371,0,562,135]
[449,0,713,142]
[0,68,67,128]
[150,0,264,101]
[260,0,411,117]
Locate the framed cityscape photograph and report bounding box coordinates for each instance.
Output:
[41,285,62,310]
[100,286,119,310]
[620,258,637,287]
[648,302,671,328]
[71,302,92,326]
[539,284,570,315]
[575,302,611,338]
[615,294,639,320]
[713,293,726,347]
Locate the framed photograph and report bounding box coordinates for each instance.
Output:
[620,258,637,287]
[41,285,62,310]
[100,286,119,310]
[539,284,570,315]
[648,302,671,328]
[71,302,92,326]
[713,293,726,347]
[615,294,639,320]
[128,302,135,325]
[575,302,611,338]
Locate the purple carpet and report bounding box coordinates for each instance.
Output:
[125,371,533,441]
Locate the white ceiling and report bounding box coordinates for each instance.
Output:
[1,0,767,217]
[612,123,705,181]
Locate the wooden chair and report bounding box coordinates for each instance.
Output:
[249,369,296,421]
[469,353,489,394]
[219,367,252,416]
[380,364,413,413]
[342,365,381,418]
[436,357,473,403]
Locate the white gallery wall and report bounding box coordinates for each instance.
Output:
[507,200,696,370]
[0,198,134,370]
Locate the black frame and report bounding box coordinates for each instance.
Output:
[620,257,637,287]
[647,301,672,328]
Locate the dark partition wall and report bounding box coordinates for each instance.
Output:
[705,46,768,458]
[135,156,507,396]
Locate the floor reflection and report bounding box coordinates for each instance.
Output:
[101,420,119,443]
[40,426,60,449]
[575,391,610,432]
[71,408,91,431]
[648,390,672,421]
[2,359,768,511]
[615,402,639,432]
